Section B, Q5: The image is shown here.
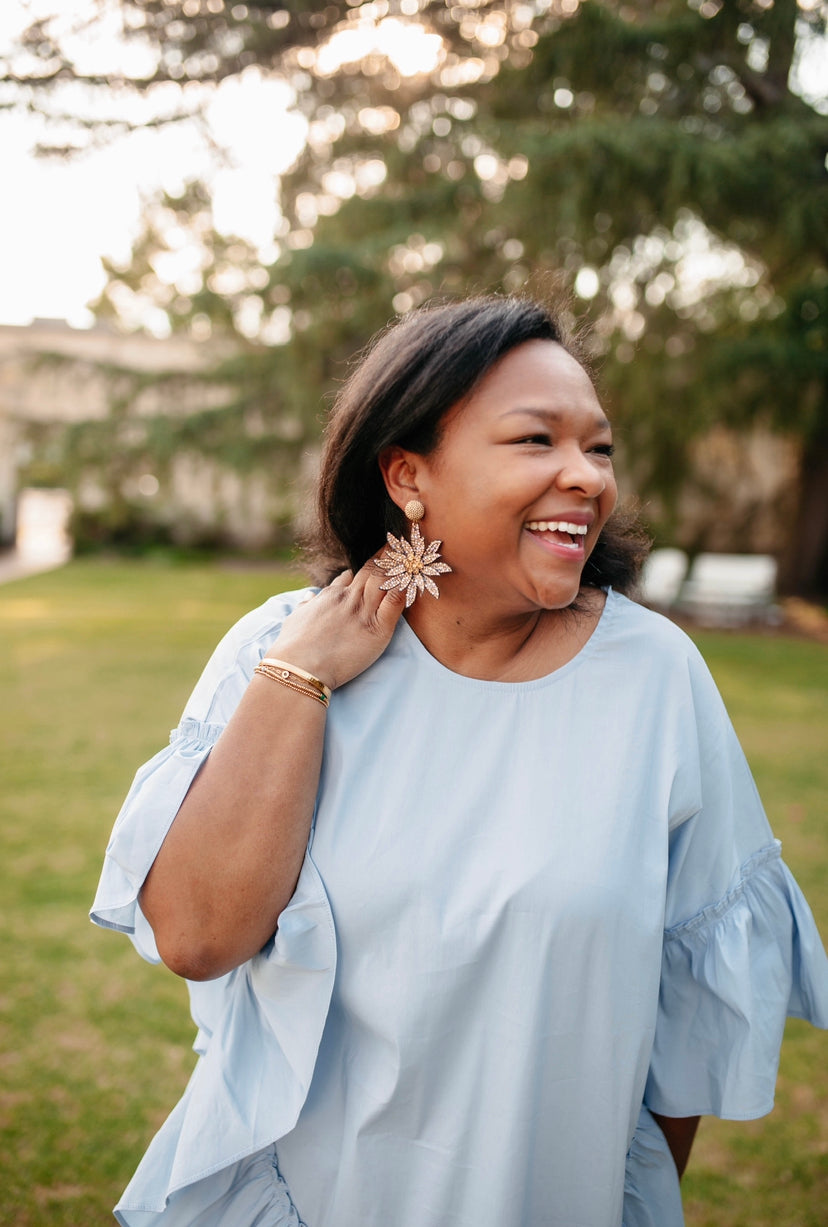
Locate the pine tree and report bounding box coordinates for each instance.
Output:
[4,1,826,590]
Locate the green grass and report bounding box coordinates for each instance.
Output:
[1,561,826,1225]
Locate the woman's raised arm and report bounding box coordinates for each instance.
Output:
[139,564,406,981]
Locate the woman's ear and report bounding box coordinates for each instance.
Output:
[378,446,421,511]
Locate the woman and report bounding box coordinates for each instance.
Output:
[92,295,828,1227]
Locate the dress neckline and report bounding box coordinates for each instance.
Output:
[395,589,619,692]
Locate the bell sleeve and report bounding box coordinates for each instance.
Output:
[90,717,223,964]
[644,648,828,1121]
[90,587,314,963]
[88,589,338,1221]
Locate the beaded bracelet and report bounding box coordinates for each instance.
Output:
[261,657,332,702]
[254,659,330,708]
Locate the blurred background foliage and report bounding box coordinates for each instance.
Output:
[2,0,827,590]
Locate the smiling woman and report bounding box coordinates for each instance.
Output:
[90,295,828,1227]
[378,339,619,620]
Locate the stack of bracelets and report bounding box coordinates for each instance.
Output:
[254,657,332,709]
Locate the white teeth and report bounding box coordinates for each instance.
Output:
[525,520,588,535]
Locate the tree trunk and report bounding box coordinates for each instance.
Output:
[780,431,828,597]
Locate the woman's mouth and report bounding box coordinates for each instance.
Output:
[524,520,589,552]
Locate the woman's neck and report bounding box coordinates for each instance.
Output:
[403,588,607,682]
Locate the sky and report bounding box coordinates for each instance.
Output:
[0,1,825,331]
[0,1,310,327]
[0,77,310,329]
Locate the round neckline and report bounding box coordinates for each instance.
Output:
[394,589,619,692]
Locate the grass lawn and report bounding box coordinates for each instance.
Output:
[1,559,826,1225]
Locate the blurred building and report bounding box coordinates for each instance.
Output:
[0,319,304,552]
[0,319,215,542]
[0,318,799,558]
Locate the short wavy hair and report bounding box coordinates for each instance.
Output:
[304,295,649,595]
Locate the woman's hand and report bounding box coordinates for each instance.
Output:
[270,559,408,691]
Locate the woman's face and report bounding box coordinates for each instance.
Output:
[410,339,618,615]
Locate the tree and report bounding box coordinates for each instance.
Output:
[4,1,827,590]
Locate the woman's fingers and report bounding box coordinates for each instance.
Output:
[348,559,408,631]
[374,579,407,632]
[337,557,391,610]
[271,558,406,689]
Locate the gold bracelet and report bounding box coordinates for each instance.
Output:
[260,657,332,702]
[254,661,329,708]
[255,664,328,708]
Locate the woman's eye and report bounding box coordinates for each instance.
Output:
[512,437,614,455]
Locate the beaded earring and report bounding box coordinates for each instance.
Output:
[376,499,452,607]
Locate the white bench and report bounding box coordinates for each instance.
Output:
[676,553,780,626]
[639,548,689,610]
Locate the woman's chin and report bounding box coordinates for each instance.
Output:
[528,580,585,612]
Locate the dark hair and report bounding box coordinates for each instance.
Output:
[304,295,649,595]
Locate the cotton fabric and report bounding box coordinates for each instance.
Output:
[91,589,828,1227]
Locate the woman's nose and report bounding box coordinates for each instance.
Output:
[557,448,606,496]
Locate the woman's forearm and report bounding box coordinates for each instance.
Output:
[139,673,327,981]
[650,1112,700,1179]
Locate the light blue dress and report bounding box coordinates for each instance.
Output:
[91,589,828,1227]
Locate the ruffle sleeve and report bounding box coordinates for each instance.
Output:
[89,588,338,1223]
[90,718,223,963]
[90,586,316,964]
[645,645,828,1120]
[646,843,828,1120]
[114,850,335,1224]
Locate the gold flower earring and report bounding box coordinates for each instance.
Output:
[376,499,452,608]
